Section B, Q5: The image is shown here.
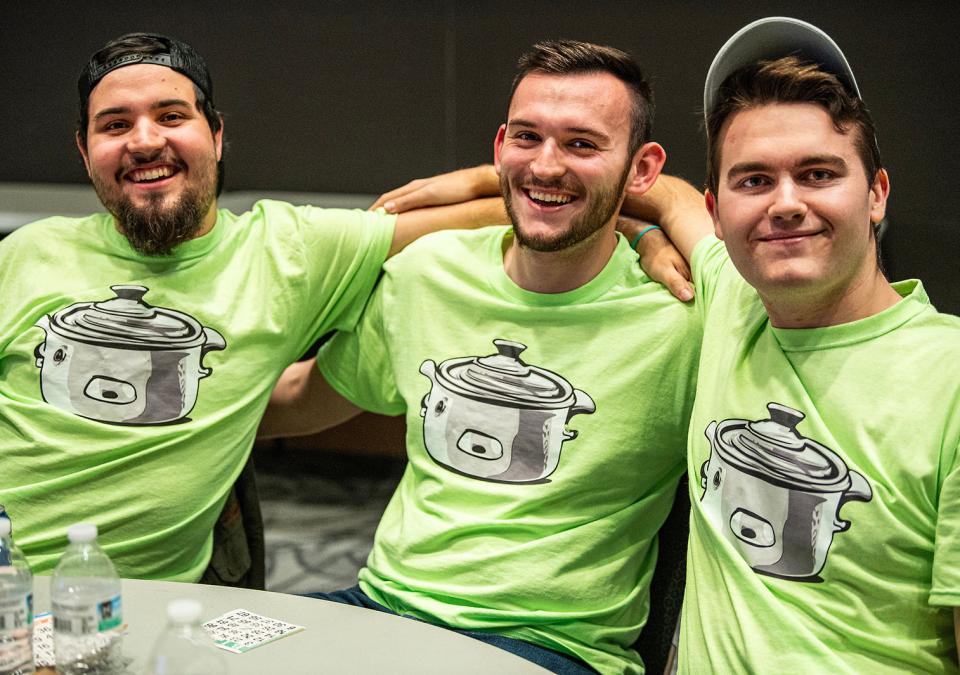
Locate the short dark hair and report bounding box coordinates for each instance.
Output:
[76,33,224,194]
[511,40,654,155]
[705,55,881,195]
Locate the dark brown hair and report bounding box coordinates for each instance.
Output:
[705,55,881,195]
[511,40,654,155]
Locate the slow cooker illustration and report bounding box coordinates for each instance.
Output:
[700,402,872,580]
[34,285,226,425]
[419,339,595,483]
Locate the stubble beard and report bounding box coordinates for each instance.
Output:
[501,161,632,253]
[91,160,217,257]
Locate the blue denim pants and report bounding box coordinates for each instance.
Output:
[304,586,597,674]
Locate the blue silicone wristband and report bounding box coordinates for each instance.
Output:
[629,225,661,250]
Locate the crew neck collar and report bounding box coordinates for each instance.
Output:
[488,227,637,306]
[771,280,928,351]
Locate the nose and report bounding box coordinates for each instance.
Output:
[529,139,565,181]
[126,118,166,158]
[767,179,807,222]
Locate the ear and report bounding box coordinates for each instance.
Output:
[623,142,667,199]
[76,131,92,176]
[868,168,890,225]
[705,190,723,240]
[493,124,506,176]
[212,113,224,161]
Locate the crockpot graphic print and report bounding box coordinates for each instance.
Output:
[700,402,873,581]
[419,339,595,483]
[34,285,227,425]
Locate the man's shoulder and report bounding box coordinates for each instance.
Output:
[387,224,506,272]
[1,213,109,251]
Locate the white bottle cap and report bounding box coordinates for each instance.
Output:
[0,518,10,537]
[167,598,202,624]
[67,523,98,543]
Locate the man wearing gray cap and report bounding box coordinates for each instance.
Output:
[0,32,504,584]
[621,16,960,672]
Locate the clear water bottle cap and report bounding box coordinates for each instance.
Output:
[0,518,10,537]
[67,523,98,542]
[167,598,203,623]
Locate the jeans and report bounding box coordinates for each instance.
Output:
[304,586,597,674]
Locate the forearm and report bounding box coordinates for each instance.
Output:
[373,164,500,212]
[258,359,362,440]
[622,174,712,263]
[388,197,508,257]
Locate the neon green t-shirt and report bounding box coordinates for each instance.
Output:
[317,226,702,673]
[0,200,393,581]
[679,237,960,673]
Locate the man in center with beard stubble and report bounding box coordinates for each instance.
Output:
[261,40,704,674]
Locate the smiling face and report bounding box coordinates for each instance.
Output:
[77,64,222,255]
[494,71,637,252]
[707,102,888,306]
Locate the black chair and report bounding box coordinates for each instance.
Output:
[635,475,690,674]
[200,454,266,589]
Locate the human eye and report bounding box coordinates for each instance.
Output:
[736,175,769,189]
[159,110,187,124]
[101,119,129,133]
[802,168,836,183]
[569,139,598,151]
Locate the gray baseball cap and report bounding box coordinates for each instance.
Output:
[703,17,860,116]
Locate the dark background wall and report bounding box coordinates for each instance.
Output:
[4,2,958,313]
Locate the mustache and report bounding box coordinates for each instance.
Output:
[515,176,581,194]
[116,153,186,178]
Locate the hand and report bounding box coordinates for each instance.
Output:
[617,215,694,302]
[370,165,499,213]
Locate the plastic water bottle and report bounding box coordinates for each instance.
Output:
[0,517,33,675]
[51,524,123,674]
[146,599,227,675]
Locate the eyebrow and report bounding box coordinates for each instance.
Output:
[507,118,611,144]
[92,98,194,122]
[726,154,849,178]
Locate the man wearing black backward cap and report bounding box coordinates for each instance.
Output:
[616,16,960,672]
[0,31,521,584]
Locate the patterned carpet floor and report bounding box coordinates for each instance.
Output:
[255,450,404,594]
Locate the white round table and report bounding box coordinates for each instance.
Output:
[32,578,550,674]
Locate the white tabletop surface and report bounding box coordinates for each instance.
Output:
[32,578,550,674]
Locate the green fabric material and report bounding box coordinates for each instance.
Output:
[679,236,960,673]
[0,201,393,581]
[317,226,701,674]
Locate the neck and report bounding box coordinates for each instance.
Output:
[196,199,219,238]
[762,266,902,328]
[503,224,618,293]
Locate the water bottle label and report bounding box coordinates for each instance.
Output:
[0,593,29,630]
[52,594,122,635]
[0,593,31,673]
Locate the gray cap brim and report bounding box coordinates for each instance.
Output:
[703,17,860,117]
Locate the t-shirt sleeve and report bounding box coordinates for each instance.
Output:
[315,276,404,416]
[930,442,960,606]
[295,204,395,343]
[690,235,730,318]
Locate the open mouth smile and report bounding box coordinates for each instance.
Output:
[523,188,578,208]
[123,164,181,185]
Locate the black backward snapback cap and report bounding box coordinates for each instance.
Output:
[78,32,214,105]
[703,17,860,117]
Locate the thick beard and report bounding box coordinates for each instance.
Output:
[501,161,632,253]
[92,165,216,257]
